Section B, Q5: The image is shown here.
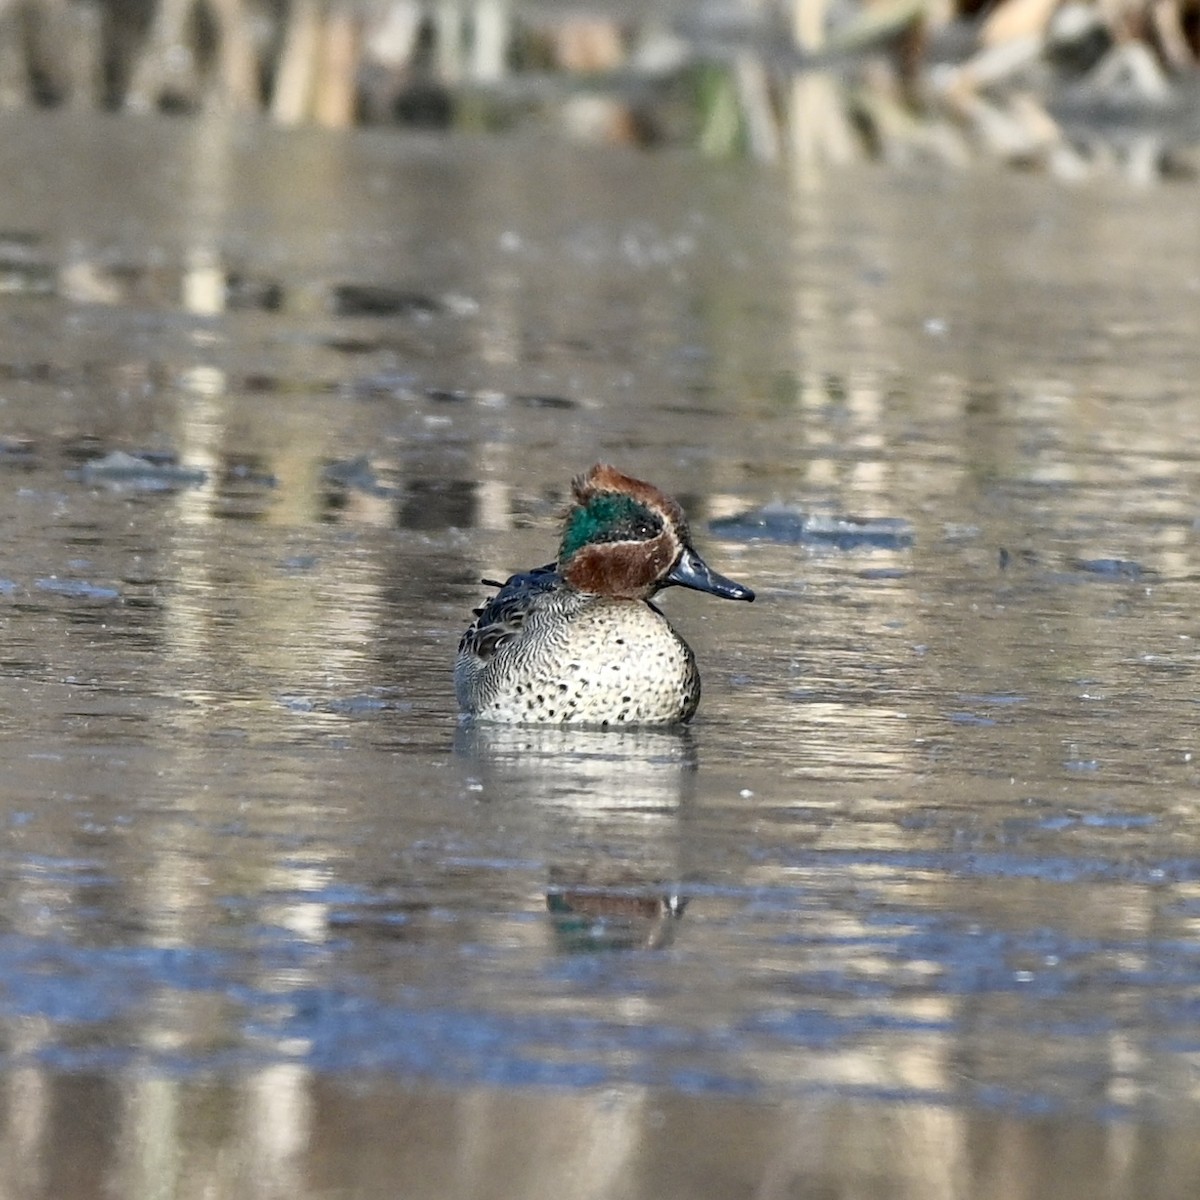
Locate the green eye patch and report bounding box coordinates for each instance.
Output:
[560,494,663,559]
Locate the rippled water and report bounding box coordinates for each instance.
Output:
[2,112,1200,1196]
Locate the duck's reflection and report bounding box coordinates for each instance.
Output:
[546,871,687,952]
[455,721,697,951]
[454,721,698,801]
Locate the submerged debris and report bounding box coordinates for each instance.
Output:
[278,691,412,714]
[73,451,208,490]
[1000,548,1152,579]
[1071,557,1149,579]
[0,436,39,468]
[279,554,319,572]
[711,504,915,550]
[331,285,444,319]
[34,577,121,601]
[322,455,398,498]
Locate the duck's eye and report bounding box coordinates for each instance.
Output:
[628,514,660,540]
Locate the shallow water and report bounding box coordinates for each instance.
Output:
[2,112,1200,1196]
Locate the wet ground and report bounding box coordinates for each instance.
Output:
[2,111,1200,1196]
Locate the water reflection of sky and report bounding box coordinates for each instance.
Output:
[1,114,1200,1195]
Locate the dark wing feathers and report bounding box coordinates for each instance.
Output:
[459,564,559,661]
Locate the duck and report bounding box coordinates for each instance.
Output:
[456,463,754,725]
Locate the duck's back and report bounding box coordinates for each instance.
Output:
[456,575,699,724]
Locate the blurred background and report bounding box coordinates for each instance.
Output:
[4,0,1200,177]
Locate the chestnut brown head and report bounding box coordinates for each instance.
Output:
[558,464,754,604]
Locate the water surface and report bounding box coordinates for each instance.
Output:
[1,112,1200,1196]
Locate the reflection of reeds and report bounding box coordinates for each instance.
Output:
[6,0,1200,176]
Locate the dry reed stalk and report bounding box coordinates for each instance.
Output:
[434,0,465,83]
[208,0,260,110]
[789,73,860,165]
[553,18,624,73]
[272,0,321,123]
[470,0,508,82]
[125,0,199,110]
[1150,0,1195,66]
[981,0,1061,45]
[735,53,782,162]
[0,0,26,108]
[64,0,105,109]
[314,1,360,126]
[793,0,826,51]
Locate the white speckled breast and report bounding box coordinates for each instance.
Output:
[459,598,700,725]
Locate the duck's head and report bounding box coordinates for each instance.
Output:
[558,464,755,604]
